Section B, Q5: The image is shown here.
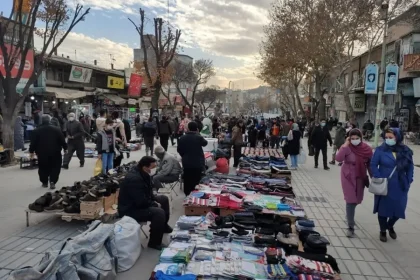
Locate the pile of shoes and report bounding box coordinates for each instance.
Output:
[28,161,137,215]
[242,148,283,158]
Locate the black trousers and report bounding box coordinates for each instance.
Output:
[233,145,242,167]
[170,134,175,145]
[183,168,203,196]
[63,140,85,165]
[159,134,170,151]
[38,154,62,184]
[314,146,328,168]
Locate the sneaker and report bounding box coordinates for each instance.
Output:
[41,183,48,188]
[44,203,64,213]
[80,190,100,202]
[64,201,80,214]
[62,165,69,170]
[324,166,330,170]
[49,191,62,206]
[28,203,44,212]
[346,228,355,238]
[380,231,387,242]
[338,162,343,167]
[329,161,335,165]
[50,182,56,190]
[388,227,397,240]
[314,165,318,169]
[80,161,84,168]
[34,193,53,207]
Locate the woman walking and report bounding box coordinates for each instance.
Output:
[336,129,373,237]
[370,128,414,242]
[288,123,302,170]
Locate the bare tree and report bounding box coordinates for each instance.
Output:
[129,9,181,109]
[172,59,215,113]
[0,0,89,162]
[195,86,225,117]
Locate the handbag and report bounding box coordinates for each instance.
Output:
[368,166,397,196]
[287,130,293,141]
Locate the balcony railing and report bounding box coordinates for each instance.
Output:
[403,54,420,71]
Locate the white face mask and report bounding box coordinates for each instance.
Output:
[150,168,157,176]
[351,139,361,146]
[68,117,75,121]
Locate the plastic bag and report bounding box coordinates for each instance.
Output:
[94,159,102,176]
[113,216,142,272]
[298,149,307,164]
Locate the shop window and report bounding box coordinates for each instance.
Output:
[413,42,420,54]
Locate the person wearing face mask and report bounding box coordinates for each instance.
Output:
[336,129,373,237]
[231,120,245,168]
[96,119,119,174]
[62,112,85,169]
[118,156,172,250]
[310,119,333,170]
[370,128,414,242]
[330,122,346,166]
[153,146,182,190]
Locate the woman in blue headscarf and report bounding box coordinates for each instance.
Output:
[370,128,414,242]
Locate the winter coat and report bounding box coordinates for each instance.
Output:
[158,120,172,136]
[29,123,67,157]
[311,126,332,149]
[370,148,414,219]
[50,117,60,129]
[288,130,301,156]
[231,126,244,146]
[142,121,157,138]
[336,146,370,204]
[157,153,182,177]
[168,120,176,134]
[14,116,25,150]
[66,121,85,142]
[177,132,208,170]
[334,127,347,148]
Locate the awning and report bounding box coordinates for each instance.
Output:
[102,94,126,105]
[46,87,87,99]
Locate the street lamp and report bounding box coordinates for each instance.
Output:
[373,0,390,148]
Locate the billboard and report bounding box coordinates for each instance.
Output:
[107,76,124,89]
[364,63,378,94]
[384,63,399,95]
[69,66,92,83]
[127,73,143,97]
[0,44,34,90]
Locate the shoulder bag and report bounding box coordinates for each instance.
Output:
[368,166,397,196]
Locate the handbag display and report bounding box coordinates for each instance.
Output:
[368,166,397,196]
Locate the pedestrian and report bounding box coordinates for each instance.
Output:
[336,129,373,237]
[288,123,302,170]
[143,117,157,156]
[194,115,203,132]
[14,116,26,151]
[330,122,346,165]
[111,112,127,145]
[158,116,172,151]
[177,121,208,196]
[212,118,220,138]
[231,120,244,168]
[310,119,333,170]
[168,116,176,146]
[96,118,118,174]
[370,128,414,242]
[83,115,91,141]
[257,120,267,147]
[269,119,281,149]
[96,109,107,132]
[118,156,173,250]
[51,111,62,129]
[280,119,290,146]
[61,112,68,138]
[380,117,388,131]
[62,112,85,169]
[29,115,67,189]
[135,114,142,138]
[247,119,258,148]
[176,116,186,144]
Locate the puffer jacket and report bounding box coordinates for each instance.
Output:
[231,126,243,146]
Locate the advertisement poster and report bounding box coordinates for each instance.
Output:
[128,73,143,97]
[384,64,399,95]
[69,66,93,83]
[107,76,124,89]
[0,44,34,91]
[364,63,379,94]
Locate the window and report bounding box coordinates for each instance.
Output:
[413,42,420,54]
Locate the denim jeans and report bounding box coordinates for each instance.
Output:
[378,215,399,232]
[102,152,114,174]
[290,155,298,167]
[346,203,357,229]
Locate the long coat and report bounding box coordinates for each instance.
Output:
[370,148,414,219]
[14,116,25,150]
[288,130,301,155]
[311,126,332,149]
[336,146,370,204]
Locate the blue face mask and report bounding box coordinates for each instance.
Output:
[385,139,396,146]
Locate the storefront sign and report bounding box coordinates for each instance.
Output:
[333,95,347,111]
[384,63,399,95]
[128,73,143,97]
[69,66,92,83]
[364,63,378,94]
[350,94,365,112]
[0,44,34,91]
[107,76,124,89]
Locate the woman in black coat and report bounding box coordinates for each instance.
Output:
[288,123,302,169]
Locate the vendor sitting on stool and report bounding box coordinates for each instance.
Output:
[153,146,182,190]
[118,156,173,250]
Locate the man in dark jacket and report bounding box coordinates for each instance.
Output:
[118,156,172,250]
[29,115,67,189]
[380,117,388,131]
[158,116,172,151]
[62,112,85,169]
[194,115,203,132]
[177,121,208,196]
[143,118,157,156]
[310,119,333,170]
[330,122,346,165]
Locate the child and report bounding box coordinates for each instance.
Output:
[96,118,119,174]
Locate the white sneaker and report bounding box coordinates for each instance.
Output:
[346,228,355,238]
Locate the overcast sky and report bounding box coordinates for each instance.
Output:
[1,0,274,89]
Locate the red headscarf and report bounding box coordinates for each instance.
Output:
[348,129,373,179]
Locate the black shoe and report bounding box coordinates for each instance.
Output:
[329,161,335,165]
[324,166,330,170]
[80,189,100,202]
[388,227,397,240]
[62,165,69,169]
[50,182,56,190]
[22,148,27,152]
[41,183,48,188]
[147,243,167,250]
[80,161,84,168]
[314,165,318,169]
[44,203,64,213]
[164,225,173,234]
[380,231,387,242]
[49,191,62,206]
[338,162,343,166]
[28,203,44,212]
[64,201,80,214]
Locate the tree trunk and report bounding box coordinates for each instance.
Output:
[1,117,15,164]
[343,89,355,123]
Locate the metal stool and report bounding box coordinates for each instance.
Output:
[140,222,149,238]
[163,174,183,196]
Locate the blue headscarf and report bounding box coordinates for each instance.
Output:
[378,128,413,189]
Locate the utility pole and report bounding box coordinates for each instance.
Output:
[373,1,389,147]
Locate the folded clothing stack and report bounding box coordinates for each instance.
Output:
[154,263,186,276]
[176,215,203,230]
[296,219,315,232]
[170,230,191,242]
[286,255,335,279]
[303,235,330,255]
[159,246,194,264]
[266,263,293,279]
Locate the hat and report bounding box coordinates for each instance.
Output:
[154,146,165,155]
[188,121,198,131]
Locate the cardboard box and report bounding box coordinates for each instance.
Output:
[184,206,211,216]
[80,200,102,219]
[102,193,116,211]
